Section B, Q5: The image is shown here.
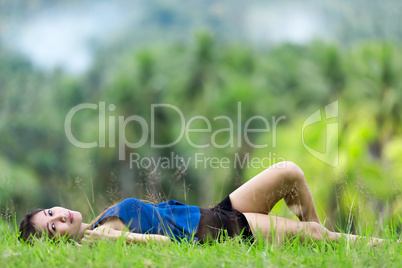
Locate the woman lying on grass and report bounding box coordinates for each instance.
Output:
[19,161,387,246]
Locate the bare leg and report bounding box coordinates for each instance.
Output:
[229,161,321,223]
[243,213,385,245]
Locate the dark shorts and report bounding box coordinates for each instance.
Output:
[194,195,254,243]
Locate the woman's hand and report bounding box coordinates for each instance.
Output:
[82,226,119,244]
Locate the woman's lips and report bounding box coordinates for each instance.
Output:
[68,211,73,224]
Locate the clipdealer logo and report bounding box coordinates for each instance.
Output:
[64,102,286,160]
[64,101,339,169]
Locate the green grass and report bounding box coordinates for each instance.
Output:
[1,217,401,268]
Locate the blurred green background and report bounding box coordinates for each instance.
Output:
[1,0,402,235]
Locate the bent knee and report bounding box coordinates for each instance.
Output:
[274,161,305,182]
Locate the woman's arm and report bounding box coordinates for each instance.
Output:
[82,226,172,245]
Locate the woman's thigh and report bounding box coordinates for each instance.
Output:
[243,213,332,243]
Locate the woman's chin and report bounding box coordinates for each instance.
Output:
[70,211,83,238]
[72,210,82,223]
[70,211,83,233]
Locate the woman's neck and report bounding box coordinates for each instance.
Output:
[78,223,91,239]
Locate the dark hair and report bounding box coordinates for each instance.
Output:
[18,209,44,244]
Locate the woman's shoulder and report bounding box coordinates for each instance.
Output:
[116,198,144,207]
[157,199,198,208]
[104,198,152,216]
[116,198,198,208]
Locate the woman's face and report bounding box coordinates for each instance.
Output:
[32,206,83,240]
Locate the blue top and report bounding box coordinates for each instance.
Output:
[90,198,201,242]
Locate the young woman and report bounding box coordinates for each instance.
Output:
[19,161,385,245]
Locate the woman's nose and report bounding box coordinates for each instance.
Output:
[55,213,67,223]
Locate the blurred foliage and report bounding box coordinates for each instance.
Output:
[1,34,402,235]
